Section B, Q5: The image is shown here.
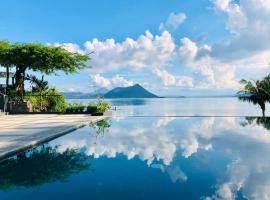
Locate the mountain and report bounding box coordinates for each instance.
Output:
[62,92,91,99]
[104,84,159,98]
[63,90,108,99]
[95,88,109,94]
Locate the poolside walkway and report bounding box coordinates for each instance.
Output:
[0,114,106,161]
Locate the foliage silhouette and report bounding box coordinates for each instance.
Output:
[241,117,270,131]
[238,75,270,116]
[0,145,91,190]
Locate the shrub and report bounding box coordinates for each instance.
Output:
[66,101,86,113]
[46,87,67,112]
[65,100,110,113]
[97,101,110,113]
[86,101,97,113]
[25,94,48,112]
[25,87,67,112]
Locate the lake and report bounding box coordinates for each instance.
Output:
[73,97,270,117]
[0,98,270,200]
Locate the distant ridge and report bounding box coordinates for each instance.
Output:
[63,92,91,99]
[104,84,159,98]
[63,88,109,99]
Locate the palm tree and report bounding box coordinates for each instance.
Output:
[238,76,270,117]
[25,75,49,92]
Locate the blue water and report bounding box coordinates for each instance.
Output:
[71,97,270,116]
[1,98,270,200]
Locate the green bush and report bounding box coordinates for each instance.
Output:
[46,87,67,112]
[86,101,97,113]
[25,94,48,112]
[66,101,86,113]
[63,100,110,113]
[25,87,67,112]
[97,101,110,113]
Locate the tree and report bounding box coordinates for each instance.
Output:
[238,76,270,117]
[0,41,89,98]
[25,75,49,92]
[0,41,12,90]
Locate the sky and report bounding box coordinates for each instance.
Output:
[0,0,270,96]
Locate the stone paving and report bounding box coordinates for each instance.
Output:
[0,114,106,160]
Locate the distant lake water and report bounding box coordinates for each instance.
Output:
[71,97,270,117]
[1,98,270,200]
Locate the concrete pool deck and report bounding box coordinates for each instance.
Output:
[0,114,107,161]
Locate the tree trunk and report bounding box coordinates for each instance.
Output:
[6,66,9,88]
[15,65,26,100]
[12,77,15,87]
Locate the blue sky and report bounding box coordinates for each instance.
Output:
[1,0,270,96]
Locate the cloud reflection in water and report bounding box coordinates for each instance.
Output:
[51,116,270,200]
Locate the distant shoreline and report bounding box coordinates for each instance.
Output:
[65,96,239,100]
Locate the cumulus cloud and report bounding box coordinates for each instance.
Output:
[159,12,187,31]
[51,30,175,72]
[52,30,240,91]
[91,74,134,89]
[178,37,240,89]
[50,42,85,54]
[153,68,193,88]
[91,74,111,89]
[51,0,270,92]
[111,74,134,87]
[84,30,175,72]
[211,0,270,62]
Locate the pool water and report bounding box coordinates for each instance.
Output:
[1,98,270,200]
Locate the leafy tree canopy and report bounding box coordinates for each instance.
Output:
[0,40,89,74]
[0,40,90,96]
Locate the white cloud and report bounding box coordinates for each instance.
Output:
[51,30,175,73]
[52,0,270,93]
[159,12,187,31]
[91,74,111,89]
[153,68,194,88]
[84,30,175,72]
[178,37,240,89]
[167,12,187,29]
[211,0,270,62]
[112,74,134,87]
[52,30,240,91]
[91,74,134,89]
[53,33,240,91]
[50,42,85,54]
[153,68,177,86]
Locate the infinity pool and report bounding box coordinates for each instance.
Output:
[1,98,270,200]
